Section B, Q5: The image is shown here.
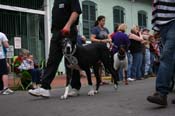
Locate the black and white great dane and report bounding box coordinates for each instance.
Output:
[61,38,119,99]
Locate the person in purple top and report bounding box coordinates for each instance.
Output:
[112,24,130,54]
[112,24,131,83]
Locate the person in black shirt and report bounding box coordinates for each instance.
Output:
[28,0,82,98]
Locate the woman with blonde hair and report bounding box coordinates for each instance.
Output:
[112,23,129,53]
[117,23,127,32]
[112,23,130,84]
[129,25,145,80]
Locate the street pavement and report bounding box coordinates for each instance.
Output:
[0,77,175,116]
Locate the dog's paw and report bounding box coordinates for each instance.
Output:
[94,90,99,94]
[88,90,95,96]
[60,95,68,100]
[125,82,128,85]
[68,90,79,97]
[114,84,118,90]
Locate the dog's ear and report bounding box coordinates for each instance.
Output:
[118,47,125,55]
[61,38,66,45]
[119,45,127,51]
[61,38,69,49]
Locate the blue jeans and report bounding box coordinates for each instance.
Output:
[144,48,151,75]
[127,51,133,78]
[131,52,143,79]
[156,20,175,96]
[118,68,123,81]
[141,52,145,77]
[30,69,41,84]
[150,52,155,74]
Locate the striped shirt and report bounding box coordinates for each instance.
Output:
[152,0,175,31]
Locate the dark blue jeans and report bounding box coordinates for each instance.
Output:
[127,51,133,78]
[29,69,41,84]
[131,52,143,79]
[156,20,175,96]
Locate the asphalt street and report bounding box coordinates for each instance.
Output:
[0,77,175,116]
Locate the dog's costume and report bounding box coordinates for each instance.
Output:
[113,52,128,71]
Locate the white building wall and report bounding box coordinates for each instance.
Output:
[79,0,152,33]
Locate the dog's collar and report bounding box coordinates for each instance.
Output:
[117,52,126,60]
[63,45,78,66]
[63,45,77,56]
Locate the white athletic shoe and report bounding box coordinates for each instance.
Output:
[127,78,135,81]
[1,88,14,95]
[68,89,79,97]
[28,87,50,98]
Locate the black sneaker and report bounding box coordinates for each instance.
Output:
[172,99,175,104]
[147,92,167,106]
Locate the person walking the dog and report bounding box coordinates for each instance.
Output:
[28,0,82,97]
[147,0,175,106]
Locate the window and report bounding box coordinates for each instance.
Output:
[82,1,96,40]
[0,9,45,60]
[113,6,125,29]
[138,10,147,28]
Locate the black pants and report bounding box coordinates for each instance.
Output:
[41,28,81,90]
[0,77,3,90]
[0,59,8,90]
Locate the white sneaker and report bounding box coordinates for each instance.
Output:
[127,78,135,81]
[68,89,79,97]
[1,88,14,95]
[28,87,50,98]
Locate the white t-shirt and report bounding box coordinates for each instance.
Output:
[0,32,8,59]
[18,59,34,70]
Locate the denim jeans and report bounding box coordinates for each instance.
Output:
[141,52,145,77]
[127,51,133,78]
[150,52,154,74]
[156,20,175,96]
[30,69,41,84]
[144,48,151,75]
[131,52,143,79]
[118,68,123,81]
